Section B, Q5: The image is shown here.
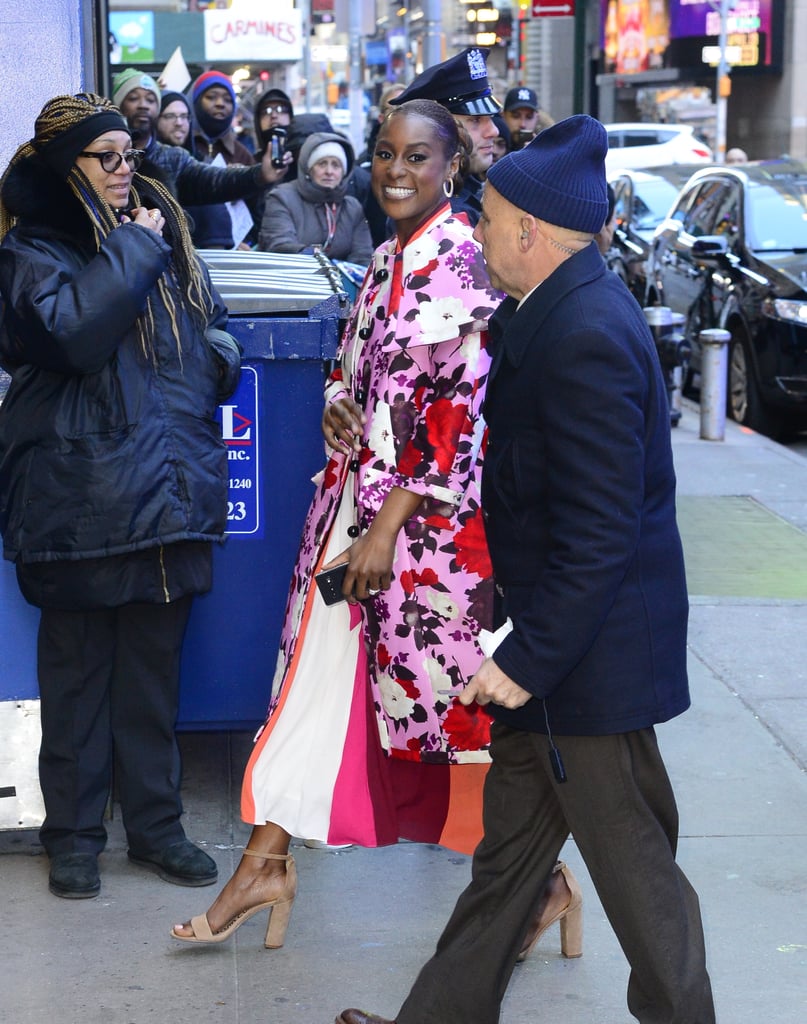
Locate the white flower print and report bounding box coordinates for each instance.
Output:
[426,589,460,620]
[378,671,416,720]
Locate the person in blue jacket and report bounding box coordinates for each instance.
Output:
[0,93,241,900]
[338,116,715,1024]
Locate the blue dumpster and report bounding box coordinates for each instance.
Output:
[176,250,349,729]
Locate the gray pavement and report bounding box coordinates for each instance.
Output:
[1,401,806,1024]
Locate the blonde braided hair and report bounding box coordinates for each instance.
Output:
[0,93,213,359]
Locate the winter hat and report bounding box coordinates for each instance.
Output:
[307,141,347,174]
[111,68,161,108]
[34,94,130,180]
[160,90,190,116]
[486,114,608,234]
[191,71,236,106]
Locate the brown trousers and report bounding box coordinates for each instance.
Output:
[397,723,715,1024]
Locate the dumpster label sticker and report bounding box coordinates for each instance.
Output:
[218,364,261,537]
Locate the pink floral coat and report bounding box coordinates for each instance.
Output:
[269,206,502,764]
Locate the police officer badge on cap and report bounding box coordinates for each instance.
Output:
[390,47,501,116]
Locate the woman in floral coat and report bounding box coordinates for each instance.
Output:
[172,100,501,947]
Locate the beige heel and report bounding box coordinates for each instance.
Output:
[170,849,296,948]
[518,861,583,961]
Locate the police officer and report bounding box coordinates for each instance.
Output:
[390,47,500,227]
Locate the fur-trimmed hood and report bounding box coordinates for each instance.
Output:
[1,153,97,245]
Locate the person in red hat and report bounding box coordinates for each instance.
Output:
[190,70,254,168]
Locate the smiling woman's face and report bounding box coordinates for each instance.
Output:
[371,111,459,246]
[74,130,136,211]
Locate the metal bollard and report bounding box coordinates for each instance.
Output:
[698,328,731,440]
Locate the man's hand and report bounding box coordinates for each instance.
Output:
[259,146,292,185]
[460,658,532,710]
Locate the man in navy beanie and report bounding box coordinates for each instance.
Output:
[337,116,716,1024]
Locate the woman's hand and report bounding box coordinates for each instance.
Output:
[122,206,164,235]
[323,396,365,453]
[321,487,424,603]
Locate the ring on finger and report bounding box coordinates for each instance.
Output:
[368,588,380,596]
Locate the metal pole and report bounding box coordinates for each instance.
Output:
[348,1,364,155]
[421,0,443,70]
[715,0,730,163]
[573,0,587,113]
[699,328,731,440]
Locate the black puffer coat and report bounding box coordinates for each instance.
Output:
[0,155,241,570]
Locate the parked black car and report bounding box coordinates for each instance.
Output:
[647,160,807,437]
[606,165,702,304]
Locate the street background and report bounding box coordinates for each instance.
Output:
[0,399,805,1023]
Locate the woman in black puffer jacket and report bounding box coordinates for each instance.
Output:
[0,93,241,900]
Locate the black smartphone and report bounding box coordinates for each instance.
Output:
[269,127,286,169]
[314,562,349,605]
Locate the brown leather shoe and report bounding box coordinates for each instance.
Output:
[335,1011,396,1024]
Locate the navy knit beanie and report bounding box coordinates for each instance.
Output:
[191,71,236,106]
[486,114,608,234]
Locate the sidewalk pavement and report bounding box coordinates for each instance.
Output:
[1,401,805,1024]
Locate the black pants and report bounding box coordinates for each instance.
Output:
[36,597,193,858]
[397,723,715,1024]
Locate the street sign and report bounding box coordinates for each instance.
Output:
[532,1,575,16]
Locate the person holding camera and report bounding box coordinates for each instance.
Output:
[502,86,554,150]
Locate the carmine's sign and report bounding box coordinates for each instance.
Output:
[204,0,303,62]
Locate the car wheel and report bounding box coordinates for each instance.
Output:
[727,334,783,437]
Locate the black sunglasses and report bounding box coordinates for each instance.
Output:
[262,104,290,115]
[77,149,145,172]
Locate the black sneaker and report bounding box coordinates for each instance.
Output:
[49,852,100,899]
[128,839,217,887]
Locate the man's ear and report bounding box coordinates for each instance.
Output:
[519,216,535,245]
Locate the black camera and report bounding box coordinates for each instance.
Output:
[269,127,286,169]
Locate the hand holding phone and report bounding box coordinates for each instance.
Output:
[315,562,349,605]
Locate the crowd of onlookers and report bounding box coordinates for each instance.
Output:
[109,64,557,266]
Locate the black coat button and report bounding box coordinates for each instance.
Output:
[347,525,360,538]
[349,459,360,472]
[358,326,372,340]
[374,268,389,283]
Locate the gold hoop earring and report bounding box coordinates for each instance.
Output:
[443,178,454,199]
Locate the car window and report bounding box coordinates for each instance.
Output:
[681,181,730,237]
[622,131,660,148]
[633,179,681,231]
[745,177,807,250]
[612,178,630,223]
[711,185,741,243]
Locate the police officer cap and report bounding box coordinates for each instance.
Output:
[389,48,501,116]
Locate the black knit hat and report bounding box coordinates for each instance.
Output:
[37,109,130,180]
[486,114,608,234]
[390,48,500,116]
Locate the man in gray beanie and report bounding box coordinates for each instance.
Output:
[337,116,716,1024]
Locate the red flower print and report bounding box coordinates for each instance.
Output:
[399,567,440,595]
[426,398,467,475]
[377,643,392,670]
[398,439,422,477]
[444,700,492,751]
[324,457,340,489]
[454,509,493,577]
[398,677,421,701]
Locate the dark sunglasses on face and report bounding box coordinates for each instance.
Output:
[78,149,145,172]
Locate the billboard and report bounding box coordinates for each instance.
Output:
[601,0,782,75]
